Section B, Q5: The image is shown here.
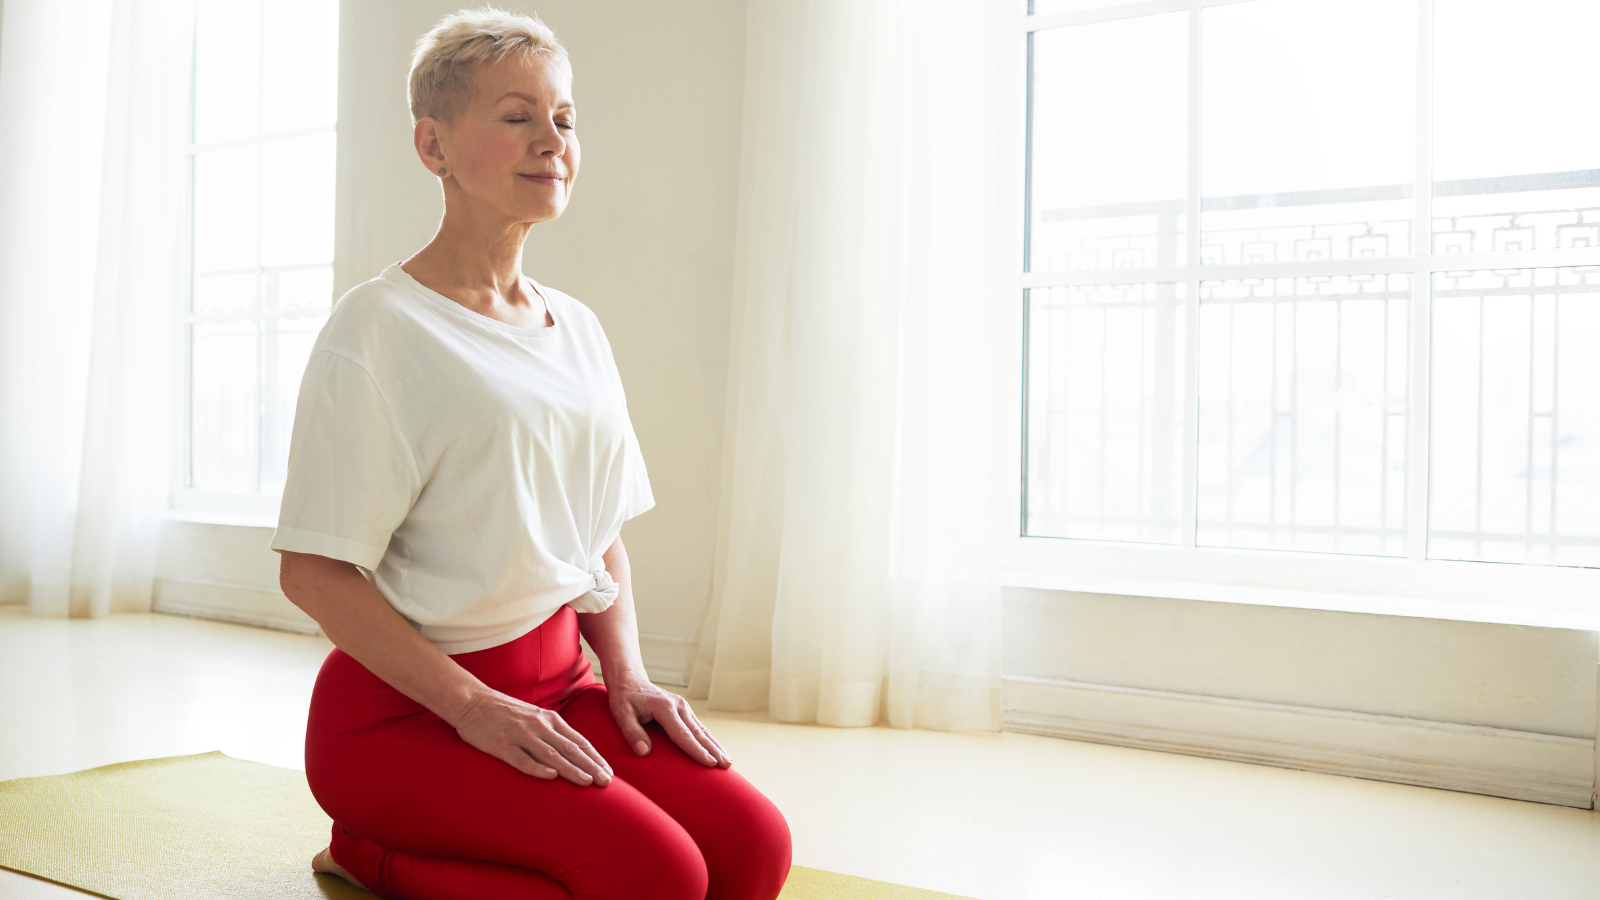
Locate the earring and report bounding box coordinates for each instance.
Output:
[437,167,446,175]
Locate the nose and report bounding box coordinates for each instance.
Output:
[531,118,566,160]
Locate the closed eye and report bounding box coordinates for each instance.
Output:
[506,118,573,130]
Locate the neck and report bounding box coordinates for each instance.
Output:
[406,198,537,294]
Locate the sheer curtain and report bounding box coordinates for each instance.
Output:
[0,0,191,617]
[685,0,1007,732]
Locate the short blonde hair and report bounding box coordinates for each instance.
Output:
[408,7,570,124]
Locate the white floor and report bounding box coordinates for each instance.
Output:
[1,605,1597,900]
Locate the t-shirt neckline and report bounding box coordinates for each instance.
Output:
[386,262,559,338]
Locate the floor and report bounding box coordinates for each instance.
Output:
[1,606,1597,900]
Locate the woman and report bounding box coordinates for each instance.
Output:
[269,8,791,899]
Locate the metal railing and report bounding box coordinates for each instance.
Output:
[1024,170,1600,566]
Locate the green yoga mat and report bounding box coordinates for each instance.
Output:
[0,752,973,900]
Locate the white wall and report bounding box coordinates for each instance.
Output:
[158,0,749,675]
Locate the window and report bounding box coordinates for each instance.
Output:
[1014,0,1600,615]
[173,0,341,519]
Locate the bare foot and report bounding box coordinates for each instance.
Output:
[313,845,372,893]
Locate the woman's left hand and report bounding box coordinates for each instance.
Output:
[607,672,732,768]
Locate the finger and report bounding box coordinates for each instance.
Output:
[541,732,610,786]
[500,743,558,780]
[610,706,655,757]
[659,705,719,767]
[688,707,736,762]
[682,710,733,767]
[525,738,598,787]
[550,717,613,777]
[543,728,612,785]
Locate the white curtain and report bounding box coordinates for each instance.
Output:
[0,0,191,617]
[685,0,1007,732]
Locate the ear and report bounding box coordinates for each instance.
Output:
[415,117,448,177]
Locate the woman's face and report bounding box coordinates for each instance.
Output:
[424,53,579,226]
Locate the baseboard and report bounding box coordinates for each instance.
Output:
[1003,675,1596,809]
[152,578,322,636]
[638,633,694,686]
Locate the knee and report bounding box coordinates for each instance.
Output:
[649,831,709,900]
[707,790,792,900]
[586,820,707,900]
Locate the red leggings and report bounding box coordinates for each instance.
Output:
[304,606,792,899]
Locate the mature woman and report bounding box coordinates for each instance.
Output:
[269,9,791,899]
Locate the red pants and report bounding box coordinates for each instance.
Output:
[305,606,792,899]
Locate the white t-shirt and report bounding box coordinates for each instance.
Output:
[269,262,654,654]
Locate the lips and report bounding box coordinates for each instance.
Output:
[520,173,562,183]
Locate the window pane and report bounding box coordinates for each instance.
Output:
[193,145,259,273]
[259,314,329,493]
[269,266,334,310]
[1432,1,1600,255]
[261,132,336,267]
[1029,13,1188,273]
[187,0,338,505]
[194,0,260,145]
[193,272,257,315]
[262,0,340,134]
[1201,0,1414,265]
[1025,283,1186,543]
[1197,275,1410,555]
[190,320,260,493]
[1428,267,1600,566]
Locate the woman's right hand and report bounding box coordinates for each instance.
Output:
[451,689,613,787]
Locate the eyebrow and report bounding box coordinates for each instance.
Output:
[496,91,574,110]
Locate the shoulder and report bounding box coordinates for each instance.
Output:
[311,268,427,366]
[543,284,622,356]
[542,283,604,333]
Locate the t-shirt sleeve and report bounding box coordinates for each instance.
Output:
[269,350,423,571]
[588,300,655,524]
[620,413,656,523]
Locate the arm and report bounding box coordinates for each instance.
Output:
[277,549,614,787]
[577,535,732,768]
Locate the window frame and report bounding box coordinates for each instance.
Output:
[994,0,1600,630]
[168,1,339,523]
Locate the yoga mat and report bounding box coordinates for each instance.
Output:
[0,752,974,900]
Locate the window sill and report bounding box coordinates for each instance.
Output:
[1000,538,1600,633]
[162,508,279,529]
